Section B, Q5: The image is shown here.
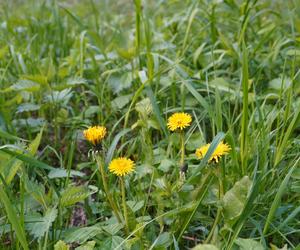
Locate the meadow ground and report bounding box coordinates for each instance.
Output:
[0,0,300,249]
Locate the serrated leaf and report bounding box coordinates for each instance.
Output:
[102,235,124,250]
[102,223,123,235]
[24,175,47,207]
[67,77,87,86]
[60,185,91,207]
[16,103,41,113]
[64,226,102,244]
[45,89,73,103]
[10,79,40,92]
[28,207,58,239]
[127,200,144,213]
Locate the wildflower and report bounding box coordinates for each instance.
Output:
[167,112,192,131]
[109,157,135,177]
[195,141,231,163]
[83,126,107,146]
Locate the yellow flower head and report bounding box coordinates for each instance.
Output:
[109,157,135,177]
[167,112,192,131]
[83,126,107,146]
[195,141,231,163]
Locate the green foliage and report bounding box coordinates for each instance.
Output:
[28,207,58,239]
[0,0,299,249]
[60,185,93,207]
[222,176,252,226]
[54,240,70,250]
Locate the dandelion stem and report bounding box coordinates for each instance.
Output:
[120,177,129,235]
[95,155,122,223]
[180,131,185,166]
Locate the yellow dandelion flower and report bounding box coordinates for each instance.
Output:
[83,126,107,146]
[109,157,135,177]
[195,141,231,163]
[167,112,192,131]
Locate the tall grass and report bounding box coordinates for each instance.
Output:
[0,0,299,249]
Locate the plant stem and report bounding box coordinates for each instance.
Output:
[205,168,224,243]
[95,155,122,223]
[120,177,129,235]
[180,131,185,166]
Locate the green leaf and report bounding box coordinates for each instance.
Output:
[112,94,133,110]
[54,240,70,250]
[151,232,171,249]
[127,200,144,213]
[235,238,264,250]
[16,103,41,113]
[192,244,219,250]
[0,187,29,250]
[60,185,91,207]
[64,226,102,244]
[108,72,132,94]
[24,175,47,207]
[75,241,96,250]
[5,126,44,184]
[188,132,225,183]
[105,129,131,165]
[10,79,40,92]
[222,176,252,226]
[263,159,299,234]
[48,168,84,179]
[28,207,58,239]
[102,235,124,250]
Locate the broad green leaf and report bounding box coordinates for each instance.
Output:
[48,168,84,179]
[151,232,171,249]
[269,77,292,90]
[112,94,133,110]
[108,72,132,94]
[102,235,124,250]
[9,79,40,92]
[54,240,70,250]
[60,185,91,207]
[127,200,144,213]
[75,241,96,250]
[222,176,252,226]
[235,238,264,250]
[16,103,40,113]
[64,226,102,244]
[192,244,219,250]
[28,207,57,239]
[45,89,73,103]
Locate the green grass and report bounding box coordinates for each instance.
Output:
[0,0,300,249]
